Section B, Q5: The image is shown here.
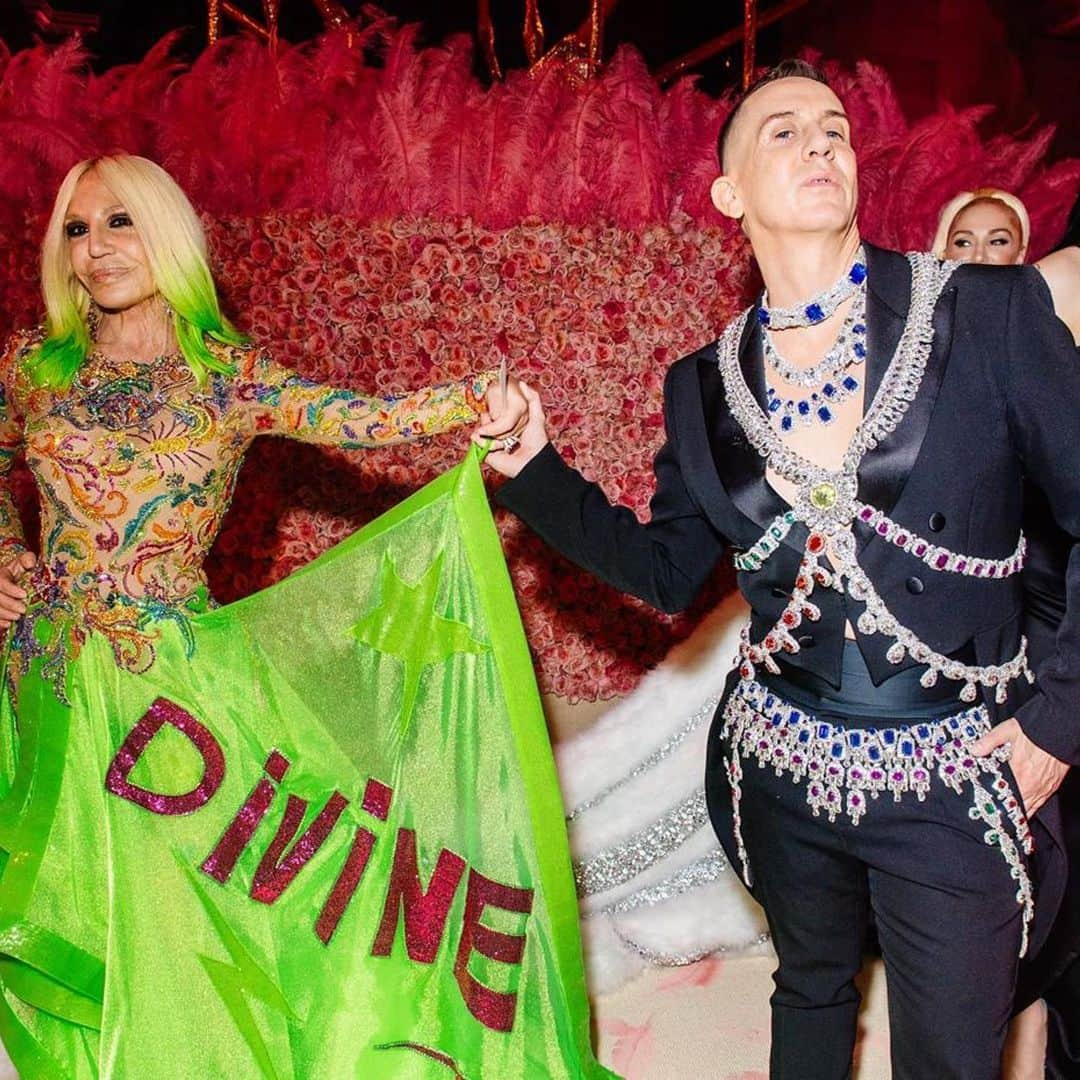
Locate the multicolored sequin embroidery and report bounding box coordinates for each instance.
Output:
[0,330,493,680]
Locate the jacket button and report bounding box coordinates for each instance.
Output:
[771,587,788,599]
[797,634,816,648]
[928,512,946,532]
[906,576,925,595]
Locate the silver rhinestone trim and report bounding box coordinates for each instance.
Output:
[610,923,772,968]
[574,790,711,897]
[599,849,731,916]
[567,696,720,820]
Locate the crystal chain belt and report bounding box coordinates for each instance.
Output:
[854,503,1026,578]
[734,505,1032,703]
[738,504,1026,582]
[736,525,1032,704]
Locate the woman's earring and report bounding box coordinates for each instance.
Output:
[158,294,177,355]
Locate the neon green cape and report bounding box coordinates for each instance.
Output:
[0,447,617,1079]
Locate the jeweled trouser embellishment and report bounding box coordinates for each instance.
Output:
[721,679,1035,954]
[723,747,749,887]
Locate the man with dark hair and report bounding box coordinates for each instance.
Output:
[716,57,829,169]
[483,62,1078,1078]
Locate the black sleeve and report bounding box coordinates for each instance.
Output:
[495,372,727,614]
[1006,269,1080,765]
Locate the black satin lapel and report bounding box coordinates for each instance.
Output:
[704,323,790,534]
[861,245,911,411]
[857,284,958,545]
[675,356,736,538]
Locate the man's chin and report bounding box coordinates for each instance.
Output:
[746,205,857,242]
[790,203,857,234]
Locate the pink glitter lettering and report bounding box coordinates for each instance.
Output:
[362,778,394,822]
[105,697,225,816]
[250,791,350,904]
[315,826,377,945]
[201,751,291,883]
[454,870,534,1033]
[371,829,466,963]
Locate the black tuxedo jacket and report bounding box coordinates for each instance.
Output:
[498,244,1080,767]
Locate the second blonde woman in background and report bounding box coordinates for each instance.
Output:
[932,187,1030,265]
[933,187,1079,1080]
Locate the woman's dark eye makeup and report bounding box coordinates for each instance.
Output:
[64,212,133,238]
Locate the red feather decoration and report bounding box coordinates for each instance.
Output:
[0,26,1077,700]
[0,25,1075,243]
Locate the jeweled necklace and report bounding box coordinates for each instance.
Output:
[764,287,868,430]
[765,375,861,432]
[757,247,867,329]
[719,252,952,494]
[763,287,868,387]
[717,254,1032,707]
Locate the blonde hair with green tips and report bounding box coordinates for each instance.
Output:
[29,154,247,389]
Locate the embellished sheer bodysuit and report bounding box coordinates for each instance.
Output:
[0,330,492,680]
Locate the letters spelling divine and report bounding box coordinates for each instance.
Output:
[104,697,535,1034]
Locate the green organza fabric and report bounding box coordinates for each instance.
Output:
[0,449,614,1079]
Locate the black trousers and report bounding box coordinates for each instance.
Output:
[1018,767,1080,1079]
[707,648,1027,1080]
[734,755,1024,1080]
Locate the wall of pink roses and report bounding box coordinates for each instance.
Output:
[1,24,1077,700]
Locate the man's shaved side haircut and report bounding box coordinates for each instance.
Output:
[717,59,832,170]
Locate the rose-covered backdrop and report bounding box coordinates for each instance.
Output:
[1,21,1078,700]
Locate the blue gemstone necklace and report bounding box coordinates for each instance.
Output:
[765,372,862,432]
[764,286,868,432]
[757,247,867,330]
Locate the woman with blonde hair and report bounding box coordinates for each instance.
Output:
[933,186,1080,1080]
[0,153,526,1074]
[932,187,1030,265]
